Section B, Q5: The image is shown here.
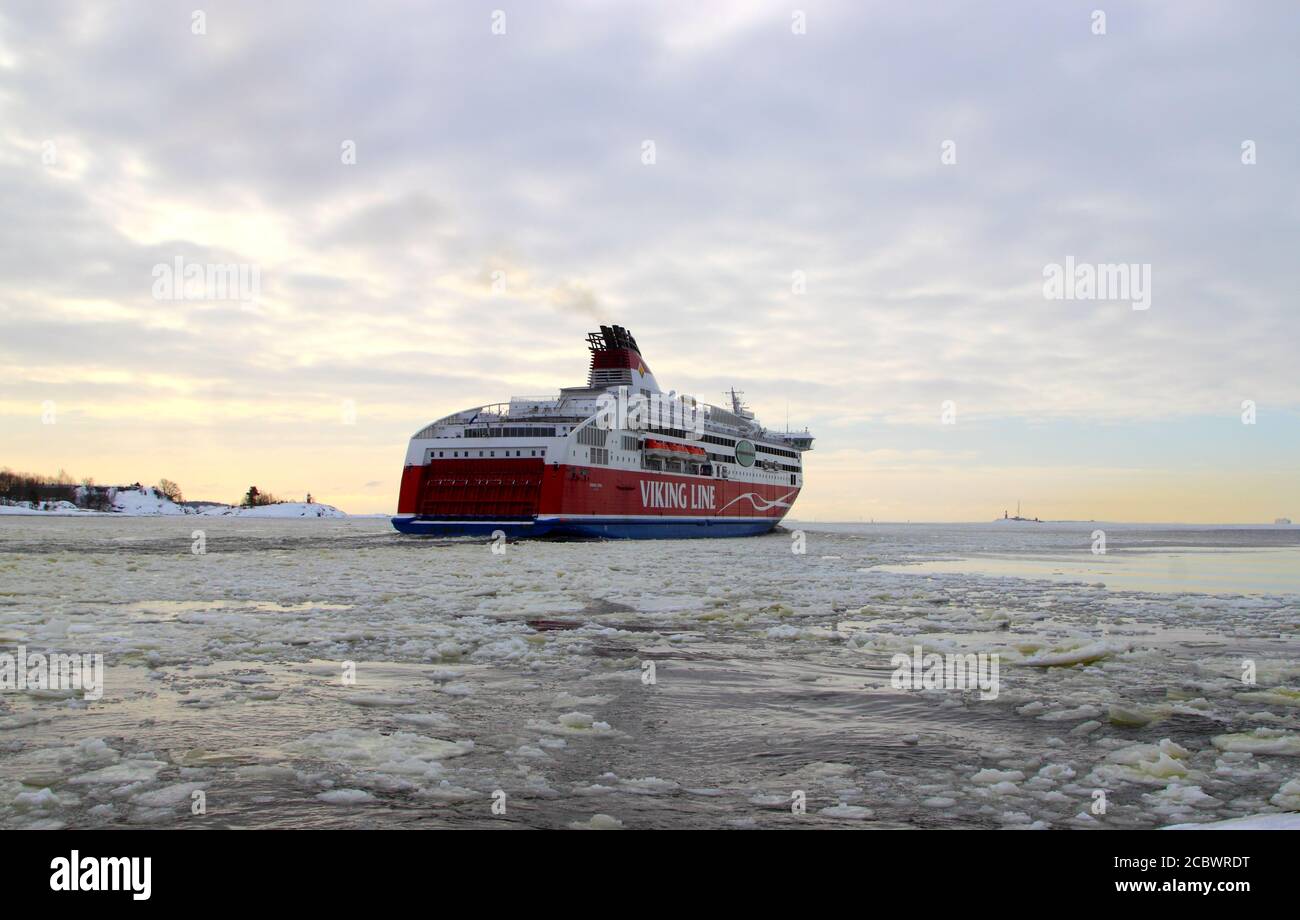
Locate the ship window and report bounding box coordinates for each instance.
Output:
[790,474,796,485]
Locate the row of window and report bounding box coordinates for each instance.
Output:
[442,425,798,461]
[625,426,798,455]
[656,462,796,485]
[464,427,557,438]
[432,441,795,474]
[644,426,694,440]
[698,450,800,473]
[432,448,545,459]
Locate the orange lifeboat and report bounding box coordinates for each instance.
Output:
[644,439,706,458]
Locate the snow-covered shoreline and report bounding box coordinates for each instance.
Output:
[0,486,346,518]
[198,502,347,518]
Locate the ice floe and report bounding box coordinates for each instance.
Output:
[3,517,1298,828]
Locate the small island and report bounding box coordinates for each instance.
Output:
[0,469,345,518]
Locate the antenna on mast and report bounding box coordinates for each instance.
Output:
[725,387,754,420]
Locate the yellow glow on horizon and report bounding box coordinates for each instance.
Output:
[3,415,1296,522]
[794,458,1300,525]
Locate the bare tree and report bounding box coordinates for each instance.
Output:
[158,478,184,503]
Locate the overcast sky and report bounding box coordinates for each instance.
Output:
[2,1,1297,519]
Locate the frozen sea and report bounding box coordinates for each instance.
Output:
[2,517,1298,830]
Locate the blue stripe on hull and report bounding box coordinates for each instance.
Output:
[553,518,778,539]
[391,517,551,538]
[391,516,779,539]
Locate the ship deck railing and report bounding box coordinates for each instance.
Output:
[417,400,812,446]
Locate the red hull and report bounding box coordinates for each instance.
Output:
[397,459,797,521]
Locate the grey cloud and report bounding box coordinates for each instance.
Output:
[1,0,1298,446]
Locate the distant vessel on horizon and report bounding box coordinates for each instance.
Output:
[1276,517,1293,525]
[1000,500,1040,523]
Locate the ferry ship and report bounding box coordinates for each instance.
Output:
[393,325,814,538]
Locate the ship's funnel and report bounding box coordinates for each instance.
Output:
[587,325,659,392]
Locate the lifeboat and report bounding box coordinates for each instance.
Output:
[643,438,706,458]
